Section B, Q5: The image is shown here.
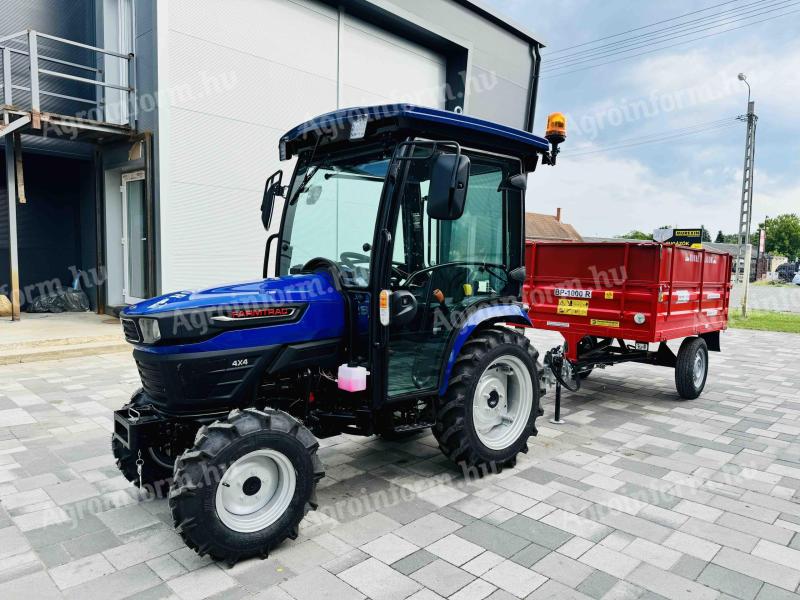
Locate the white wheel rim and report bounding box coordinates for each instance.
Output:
[215,449,296,533]
[472,355,533,450]
[693,351,706,388]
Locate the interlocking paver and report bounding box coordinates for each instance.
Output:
[627,563,718,600]
[697,563,763,600]
[0,328,798,598]
[339,557,421,600]
[410,559,474,596]
[482,559,548,597]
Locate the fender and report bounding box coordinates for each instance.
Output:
[438,303,531,395]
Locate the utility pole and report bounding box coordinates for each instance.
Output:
[735,73,757,316]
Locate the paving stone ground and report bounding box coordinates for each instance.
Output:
[0,327,799,599]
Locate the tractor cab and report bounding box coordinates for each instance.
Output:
[262,105,560,429]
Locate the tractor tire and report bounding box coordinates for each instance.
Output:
[112,389,175,492]
[169,408,324,565]
[433,327,542,473]
[675,337,708,400]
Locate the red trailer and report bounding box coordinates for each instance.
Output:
[524,241,732,399]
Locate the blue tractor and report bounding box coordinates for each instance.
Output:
[113,104,565,563]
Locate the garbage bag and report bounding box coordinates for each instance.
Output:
[62,288,90,312]
[26,289,90,313]
[27,293,66,313]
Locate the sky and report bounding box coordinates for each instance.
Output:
[483,0,800,239]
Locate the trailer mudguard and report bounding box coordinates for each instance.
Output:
[438,303,531,395]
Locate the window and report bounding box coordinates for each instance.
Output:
[280,157,389,286]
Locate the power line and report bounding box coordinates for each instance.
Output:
[545,0,791,67]
[544,0,799,71]
[577,117,735,146]
[567,119,741,157]
[548,0,746,54]
[540,6,800,78]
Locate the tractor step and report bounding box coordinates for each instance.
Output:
[389,421,434,435]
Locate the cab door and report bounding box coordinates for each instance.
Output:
[373,148,524,403]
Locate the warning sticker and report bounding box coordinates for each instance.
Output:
[555,288,592,299]
[590,319,620,328]
[557,299,589,316]
[604,291,614,300]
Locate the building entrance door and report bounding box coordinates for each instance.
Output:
[121,170,147,303]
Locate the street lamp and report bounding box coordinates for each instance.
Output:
[738,72,751,106]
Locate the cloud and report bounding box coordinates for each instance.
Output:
[624,40,800,122]
[526,151,797,237]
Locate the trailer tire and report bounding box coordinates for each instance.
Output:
[169,408,324,565]
[433,327,542,473]
[112,389,176,492]
[675,337,708,400]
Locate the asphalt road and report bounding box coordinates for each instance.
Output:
[731,283,800,313]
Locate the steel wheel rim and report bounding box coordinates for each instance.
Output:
[215,449,296,533]
[472,355,533,450]
[693,350,706,388]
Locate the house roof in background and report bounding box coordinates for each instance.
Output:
[525,213,583,242]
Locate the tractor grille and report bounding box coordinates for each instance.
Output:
[121,318,140,343]
[135,358,168,401]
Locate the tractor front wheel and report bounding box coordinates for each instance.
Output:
[433,327,541,473]
[169,408,324,565]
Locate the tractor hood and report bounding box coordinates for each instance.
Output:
[120,273,346,352]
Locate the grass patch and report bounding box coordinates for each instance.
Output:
[729,310,800,333]
[752,279,789,287]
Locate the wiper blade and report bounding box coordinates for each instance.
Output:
[324,172,384,182]
[290,166,319,205]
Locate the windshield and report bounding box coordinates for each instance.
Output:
[279,154,389,286]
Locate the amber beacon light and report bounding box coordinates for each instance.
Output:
[544,112,566,165]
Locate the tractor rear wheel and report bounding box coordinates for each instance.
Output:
[169,408,324,565]
[433,327,541,473]
[675,337,708,400]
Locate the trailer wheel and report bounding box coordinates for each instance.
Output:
[675,337,708,400]
[433,327,541,473]
[112,389,176,491]
[169,408,324,565]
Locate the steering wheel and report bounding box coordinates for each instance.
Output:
[339,252,371,271]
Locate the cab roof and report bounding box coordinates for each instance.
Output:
[280,104,551,168]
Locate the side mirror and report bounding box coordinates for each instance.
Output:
[427,152,470,221]
[261,170,285,230]
[504,173,527,191]
[508,266,526,282]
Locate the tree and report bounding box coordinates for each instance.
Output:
[701,226,711,242]
[617,230,651,240]
[759,213,800,261]
[715,230,725,243]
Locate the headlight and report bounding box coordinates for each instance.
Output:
[139,318,161,343]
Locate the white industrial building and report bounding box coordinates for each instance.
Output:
[1,0,545,318]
